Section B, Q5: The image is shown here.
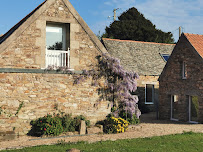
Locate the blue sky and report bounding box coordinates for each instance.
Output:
[0,0,202,42]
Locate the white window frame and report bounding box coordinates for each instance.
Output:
[182,61,186,79]
[170,95,179,121]
[145,84,154,105]
[188,96,198,124]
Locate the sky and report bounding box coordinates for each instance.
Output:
[0,0,202,42]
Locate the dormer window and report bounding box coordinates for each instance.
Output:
[46,24,66,50]
[160,54,170,62]
[182,61,186,79]
[46,23,70,68]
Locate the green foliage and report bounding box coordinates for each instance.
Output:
[61,114,75,132]
[128,114,140,125]
[30,114,63,136]
[104,117,129,134]
[15,102,24,116]
[191,96,199,118]
[119,111,140,125]
[0,106,2,115]
[29,113,90,137]
[103,7,174,44]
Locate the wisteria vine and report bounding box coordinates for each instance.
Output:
[75,53,141,119]
[46,53,141,119]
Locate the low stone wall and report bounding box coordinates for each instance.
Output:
[0,72,111,135]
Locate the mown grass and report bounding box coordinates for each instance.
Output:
[2,132,203,152]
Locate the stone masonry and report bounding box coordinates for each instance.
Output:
[0,0,100,70]
[0,0,111,136]
[0,73,110,135]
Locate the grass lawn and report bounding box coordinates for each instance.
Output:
[2,132,203,152]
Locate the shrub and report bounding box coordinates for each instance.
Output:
[62,114,75,132]
[30,114,63,136]
[127,114,140,125]
[104,117,129,134]
[119,111,140,125]
[29,113,90,136]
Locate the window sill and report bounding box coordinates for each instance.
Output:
[188,121,198,124]
[170,118,179,121]
[145,102,154,105]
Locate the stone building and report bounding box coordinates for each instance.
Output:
[0,0,111,136]
[102,38,175,114]
[159,33,203,123]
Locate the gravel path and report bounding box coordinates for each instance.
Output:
[1,113,203,151]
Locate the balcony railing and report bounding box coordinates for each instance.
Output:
[46,48,70,68]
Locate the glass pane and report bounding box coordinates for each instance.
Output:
[46,25,64,50]
[161,54,170,62]
[182,62,186,78]
[190,96,199,122]
[146,84,154,103]
[163,55,170,61]
[172,95,178,119]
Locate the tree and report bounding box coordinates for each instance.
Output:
[103,7,174,44]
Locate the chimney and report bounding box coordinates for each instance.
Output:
[179,27,181,37]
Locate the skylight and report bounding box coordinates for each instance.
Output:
[161,54,170,62]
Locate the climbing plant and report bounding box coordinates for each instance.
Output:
[46,53,141,120]
[75,53,141,119]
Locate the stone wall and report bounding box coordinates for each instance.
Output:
[0,0,100,70]
[0,72,111,135]
[135,76,159,113]
[159,35,203,123]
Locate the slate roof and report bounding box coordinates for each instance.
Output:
[102,38,175,76]
[184,33,203,58]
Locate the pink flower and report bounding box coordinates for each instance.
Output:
[44,128,46,131]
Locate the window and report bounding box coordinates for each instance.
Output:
[188,96,199,123]
[182,61,186,79]
[160,54,170,62]
[46,24,66,50]
[145,84,154,104]
[46,23,70,68]
[171,95,179,121]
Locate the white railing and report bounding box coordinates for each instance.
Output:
[46,48,70,68]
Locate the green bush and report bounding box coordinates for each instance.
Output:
[30,114,63,136]
[119,111,140,125]
[61,114,75,132]
[29,113,90,137]
[127,114,140,125]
